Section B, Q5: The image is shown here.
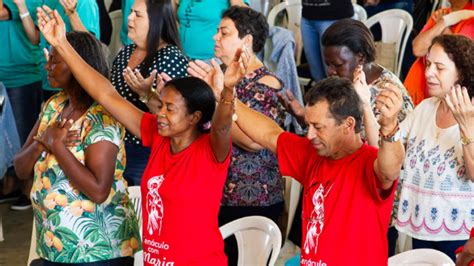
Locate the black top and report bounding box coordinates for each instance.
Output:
[302,0,354,20]
[111,44,189,145]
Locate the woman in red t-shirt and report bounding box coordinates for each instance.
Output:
[36,4,250,265]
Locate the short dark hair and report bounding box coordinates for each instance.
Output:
[322,18,376,63]
[430,34,474,97]
[67,31,109,104]
[142,0,181,76]
[305,77,363,133]
[165,77,216,133]
[222,6,268,53]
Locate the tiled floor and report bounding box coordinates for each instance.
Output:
[0,203,32,266]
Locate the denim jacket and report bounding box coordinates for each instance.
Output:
[0,82,21,178]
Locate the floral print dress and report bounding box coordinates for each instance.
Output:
[31,92,141,263]
[221,67,285,207]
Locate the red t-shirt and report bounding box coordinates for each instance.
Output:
[277,132,396,266]
[140,113,230,265]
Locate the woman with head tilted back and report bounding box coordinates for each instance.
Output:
[393,35,474,261]
[13,31,140,265]
[112,0,188,186]
[36,4,241,265]
[188,7,286,264]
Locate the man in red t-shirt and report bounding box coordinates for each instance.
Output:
[234,77,405,265]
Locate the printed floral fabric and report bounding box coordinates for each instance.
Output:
[31,92,141,263]
[396,97,473,241]
[221,67,285,206]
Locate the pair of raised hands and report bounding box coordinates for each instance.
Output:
[122,45,251,102]
[187,46,251,100]
[278,66,403,130]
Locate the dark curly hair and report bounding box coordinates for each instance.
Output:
[222,6,268,53]
[165,77,216,133]
[322,18,376,63]
[305,77,363,133]
[430,35,474,97]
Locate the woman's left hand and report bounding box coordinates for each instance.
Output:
[445,85,474,139]
[35,119,74,151]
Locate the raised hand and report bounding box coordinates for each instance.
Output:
[188,59,224,100]
[13,0,26,10]
[224,45,250,89]
[277,90,305,126]
[352,65,371,106]
[37,6,66,47]
[445,85,474,140]
[432,8,450,23]
[375,83,403,132]
[59,0,77,16]
[124,67,157,97]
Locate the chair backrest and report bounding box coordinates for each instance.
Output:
[353,3,368,22]
[388,248,455,265]
[127,185,144,266]
[220,216,282,266]
[28,219,39,265]
[108,10,124,63]
[127,186,142,234]
[364,9,413,77]
[267,0,303,65]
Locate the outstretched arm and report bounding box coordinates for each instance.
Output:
[37,6,143,138]
[373,85,405,190]
[234,99,283,154]
[60,0,88,33]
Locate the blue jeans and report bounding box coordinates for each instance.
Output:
[412,237,466,262]
[0,83,21,179]
[300,18,337,81]
[6,81,43,145]
[123,142,151,186]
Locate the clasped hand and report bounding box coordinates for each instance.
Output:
[35,119,80,152]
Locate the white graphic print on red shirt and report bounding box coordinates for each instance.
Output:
[146,175,165,236]
[304,183,333,255]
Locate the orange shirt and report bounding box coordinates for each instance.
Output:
[404,2,474,105]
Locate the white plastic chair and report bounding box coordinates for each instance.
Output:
[108,10,124,63]
[353,3,368,22]
[388,248,455,265]
[0,217,3,242]
[220,216,282,266]
[364,9,413,77]
[28,219,39,265]
[283,177,302,239]
[127,185,143,266]
[267,0,303,65]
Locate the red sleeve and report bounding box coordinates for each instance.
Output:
[277,132,313,184]
[363,145,397,204]
[140,112,162,147]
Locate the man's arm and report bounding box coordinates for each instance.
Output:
[234,99,284,154]
[373,85,405,190]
